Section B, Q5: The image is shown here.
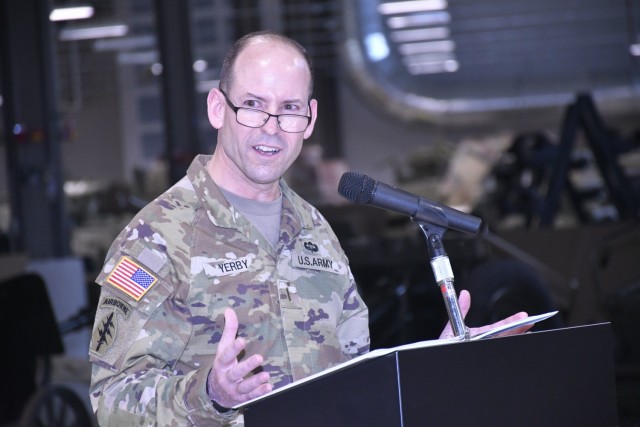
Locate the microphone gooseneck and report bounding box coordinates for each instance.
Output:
[338,171,482,235]
[339,171,473,340]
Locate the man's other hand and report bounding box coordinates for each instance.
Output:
[439,290,532,339]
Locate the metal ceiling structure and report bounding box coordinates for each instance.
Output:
[53,0,122,111]
[48,0,640,126]
[341,0,640,124]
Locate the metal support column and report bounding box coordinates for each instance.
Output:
[0,0,69,257]
[154,0,200,184]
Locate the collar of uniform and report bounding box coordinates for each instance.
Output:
[185,155,314,232]
[186,155,249,232]
[279,178,314,231]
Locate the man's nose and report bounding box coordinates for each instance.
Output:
[261,114,280,135]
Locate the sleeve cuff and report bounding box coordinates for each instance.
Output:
[183,367,240,424]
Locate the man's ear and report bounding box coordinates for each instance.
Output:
[207,88,225,129]
[303,98,319,140]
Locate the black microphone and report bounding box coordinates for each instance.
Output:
[338,172,482,235]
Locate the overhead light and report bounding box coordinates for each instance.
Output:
[365,32,390,62]
[93,35,155,51]
[399,40,455,55]
[150,63,163,76]
[402,51,456,64]
[193,60,208,73]
[117,50,158,65]
[59,24,129,41]
[49,6,94,22]
[387,12,450,29]
[390,27,450,43]
[630,44,640,56]
[406,59,459,75]
[378,0,447,15]
[402,50,458,75]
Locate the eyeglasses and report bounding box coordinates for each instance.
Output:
[219,89,311,133]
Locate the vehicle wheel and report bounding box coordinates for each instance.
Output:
[20,384,93,427]
[463,259,563,331]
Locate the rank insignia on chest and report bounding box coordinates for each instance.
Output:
[303,241,319,253]
[106,256,158,301]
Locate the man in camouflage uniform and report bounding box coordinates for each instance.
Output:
[89,31,369,426]
[89,31,530,426]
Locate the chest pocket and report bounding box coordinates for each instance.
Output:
[279,245,348,349]
[275,266,349,380]
[284,235,348,317]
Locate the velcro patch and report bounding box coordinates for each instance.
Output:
[91,311,117,356]
[106,256,158,301]
[99,296,132,318]
[193,255,253,277]
[292,252,339,273]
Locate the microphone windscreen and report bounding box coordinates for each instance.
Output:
[338,172,376,204]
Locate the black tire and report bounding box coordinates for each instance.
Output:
[20,384,94,427]
[463,259,563,331]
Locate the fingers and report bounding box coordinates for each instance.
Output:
[484,311,528,330]
[438,289,471,339]
[491,311,533,337]
[467,310,532,338]
[216,337,246,369]
[439,291,532,340]
[214,309,246,383]
[241,381,273,402]
[209,367,272,408]
[235,371,272,395]
[458,289,471,318]
[223,354,264,384]
[208,308,272,407]
[217,308,239,355]
[217,358,270,397]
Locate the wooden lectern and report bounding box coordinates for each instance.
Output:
[242,323,617,426]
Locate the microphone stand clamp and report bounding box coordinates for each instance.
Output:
[417,221,470,341]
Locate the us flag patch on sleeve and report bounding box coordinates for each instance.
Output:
[107,256,158,301]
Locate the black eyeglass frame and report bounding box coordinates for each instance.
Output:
[218,89,312,134]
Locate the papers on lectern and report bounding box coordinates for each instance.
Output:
[236,311,558,408]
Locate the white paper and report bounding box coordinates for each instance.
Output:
[470,311,558,340]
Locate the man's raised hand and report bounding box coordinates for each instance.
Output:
[207,308,272,408]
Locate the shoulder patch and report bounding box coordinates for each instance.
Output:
[106,256,158,301]
[99,296,132,317]
[91,311,117,356]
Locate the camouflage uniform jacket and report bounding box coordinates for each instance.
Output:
[88,155,370,426]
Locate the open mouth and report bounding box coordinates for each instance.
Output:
[254,145,280,155]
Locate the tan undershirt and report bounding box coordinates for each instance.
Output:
[220,188,282,248]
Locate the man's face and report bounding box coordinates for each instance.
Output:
[208,40,317,193]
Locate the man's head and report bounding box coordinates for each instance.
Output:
[219,31,314,100]
[206,32,318,200]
